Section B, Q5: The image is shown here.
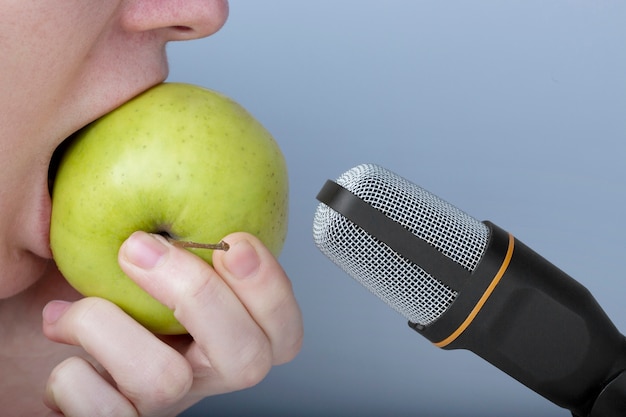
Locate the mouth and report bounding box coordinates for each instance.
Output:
[43,119,98,261]
[48,129,83,196]
[44,121,95,259]
[47,81,167,193]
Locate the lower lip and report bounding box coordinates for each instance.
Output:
[33,188,53,259]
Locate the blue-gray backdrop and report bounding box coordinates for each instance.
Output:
[168,1,626,416]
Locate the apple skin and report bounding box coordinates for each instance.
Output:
[50,83,289,335]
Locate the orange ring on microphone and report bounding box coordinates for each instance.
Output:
[434,232,515,348]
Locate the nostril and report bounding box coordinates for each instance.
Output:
[173,25,193,32]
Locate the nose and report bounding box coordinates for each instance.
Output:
[122,0,229,41]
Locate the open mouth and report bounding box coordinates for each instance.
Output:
[47,129,84,196]
[46,84,163,195]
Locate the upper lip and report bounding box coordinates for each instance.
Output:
[46,79,166,193]
[48,130,80,196]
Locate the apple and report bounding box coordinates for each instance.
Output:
[49,83,289,335]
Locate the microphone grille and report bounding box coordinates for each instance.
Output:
[313,164,489,325]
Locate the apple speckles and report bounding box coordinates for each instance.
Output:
[50,83,288,334]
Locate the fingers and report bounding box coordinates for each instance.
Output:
[212,232,304,365]
[42,231,303,414]
[118,231,272,392]
[117,231,303,391]
[42,298,193,415]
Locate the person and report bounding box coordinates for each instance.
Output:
[0,1,304,415]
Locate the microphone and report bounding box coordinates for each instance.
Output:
[313,163,626,417]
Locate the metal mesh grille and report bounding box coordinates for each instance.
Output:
[313,164,490,325]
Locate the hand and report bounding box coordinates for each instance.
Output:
[42,231,303,417]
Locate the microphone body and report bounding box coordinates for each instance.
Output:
[313,164,626,417]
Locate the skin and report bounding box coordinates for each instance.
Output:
[0,1,303,415]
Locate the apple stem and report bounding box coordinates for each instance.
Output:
[165,237,230,251]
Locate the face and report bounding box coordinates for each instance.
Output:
[0,0,229,297]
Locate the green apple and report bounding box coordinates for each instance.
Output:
[49,83,289,335]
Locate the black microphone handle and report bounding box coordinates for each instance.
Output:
[314,166,626,416]
[411,221,626,417]
[589,370,626,417]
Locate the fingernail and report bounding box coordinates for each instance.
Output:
[122,231,169,270]
[43,300,71,324]
[223,239,260,279]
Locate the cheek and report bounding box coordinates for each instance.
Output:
[0,5,115,127]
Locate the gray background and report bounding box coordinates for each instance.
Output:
[168,1,626,416]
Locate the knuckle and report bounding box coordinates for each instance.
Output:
[126,350,193,409]
[72,297,117,329]
[165,253,221,307]
[277,328,304,365]
[48,297,118,347]
[183,264,222,303]
[225,342,273,391]
[48,356,84,386]
[265,292,304,365]
[48,357,139,417]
